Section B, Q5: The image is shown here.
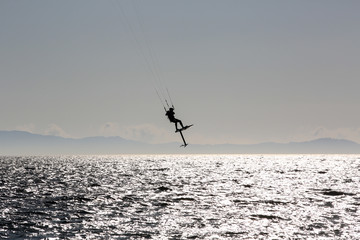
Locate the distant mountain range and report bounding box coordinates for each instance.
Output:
[1,130,359,155]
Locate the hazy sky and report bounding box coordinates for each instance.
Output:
[1,0,360,144]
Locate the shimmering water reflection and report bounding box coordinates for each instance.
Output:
[0,155,359,239]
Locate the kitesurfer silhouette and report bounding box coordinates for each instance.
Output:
[166,107,184,132]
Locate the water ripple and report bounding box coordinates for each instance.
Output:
[0,155,359,239]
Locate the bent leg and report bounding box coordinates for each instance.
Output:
[173,118,184,131]
[176,119,184,129]
[179,120,184,128]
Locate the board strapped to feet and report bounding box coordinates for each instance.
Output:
[176,125,193,147]
[175,124,193,133]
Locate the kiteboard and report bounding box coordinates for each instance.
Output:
[176,125,193,147]
[175,124,193,133]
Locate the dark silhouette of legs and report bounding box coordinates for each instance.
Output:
[172,118,184,130]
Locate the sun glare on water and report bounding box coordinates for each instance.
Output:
[0,154,359,239]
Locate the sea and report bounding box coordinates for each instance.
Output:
[0,155,359,239]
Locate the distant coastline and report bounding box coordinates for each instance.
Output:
[1,130,359,155]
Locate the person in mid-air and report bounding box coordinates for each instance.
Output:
[166,107,184,132]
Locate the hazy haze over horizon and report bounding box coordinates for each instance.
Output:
[1,0,360,145]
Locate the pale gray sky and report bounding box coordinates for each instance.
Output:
[1,0,360,144]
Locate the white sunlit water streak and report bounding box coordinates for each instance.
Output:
[0,155,359,239]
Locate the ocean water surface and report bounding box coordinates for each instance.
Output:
[0,155,359,239]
